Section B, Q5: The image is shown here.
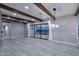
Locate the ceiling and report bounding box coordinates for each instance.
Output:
[1,3,51,21]
[43,3,79,17]
[0,3,79,23]
[1,8,36,21]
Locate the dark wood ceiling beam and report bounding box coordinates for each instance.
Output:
[2,18,27,23]
[34,3,55,20]
[2,19,11,23]
[2,14,33,23]
[2,18,19,22]
[75,7,79,16]
[0,3,42,21]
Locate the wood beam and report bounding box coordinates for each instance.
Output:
[34,3,55,20]
[2,18,19,22]
[2,14,33,23]
[2,20,11,23]
[2,18,27,23]
[0,3,42,21]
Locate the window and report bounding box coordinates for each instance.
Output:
[30,23,49,40]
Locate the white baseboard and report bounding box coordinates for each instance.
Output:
[2,35,26,40]
[52,40,77,46]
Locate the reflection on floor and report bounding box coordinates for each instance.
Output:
[0,37,79,56]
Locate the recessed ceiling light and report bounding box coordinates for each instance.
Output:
[13,13,16,16]
[32,19,34,21]
[7,17,10,19]
[25,6,29,9]
[43,16,46,18]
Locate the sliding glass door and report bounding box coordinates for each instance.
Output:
[35,25,41,38]
[30,23,49,40]
[41,24,49,40]
[30,25,35,37]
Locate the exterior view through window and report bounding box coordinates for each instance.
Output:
[30,24,49,40]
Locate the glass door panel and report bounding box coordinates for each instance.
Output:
[35,25,41,38]
[30,25,35,37]
[41,24,49,40]
[30,23,49,40]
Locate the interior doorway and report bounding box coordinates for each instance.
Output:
[2,22,10,39]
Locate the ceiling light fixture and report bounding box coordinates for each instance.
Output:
[25,6,29,9]
[52,24,56,28]
[53,8,56,11]
[51,24,59,28]
[7,17,10,19]
[43,16,46,18]
[56,25,59,28]
[13,13,16,16]
[32,19,34,21]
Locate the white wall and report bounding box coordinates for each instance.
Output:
[10,22,25,37]
[2,15,78,44]
[2,22,27,39]
[0,11,2,39]
[77,16,79,42]
[24,23,28,36]
[52,16,78,43]
[0,10,3,40]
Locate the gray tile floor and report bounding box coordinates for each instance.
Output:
[0,37,79,56]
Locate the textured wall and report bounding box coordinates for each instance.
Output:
[52,16,77,43]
